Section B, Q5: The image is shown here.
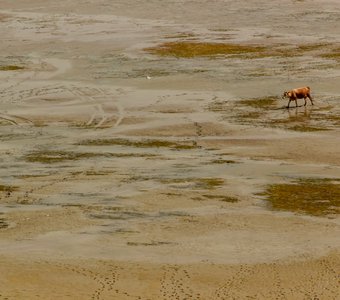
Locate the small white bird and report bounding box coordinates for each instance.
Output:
[146,75,151,80]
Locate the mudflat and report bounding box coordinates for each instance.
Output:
[0,1,339,299]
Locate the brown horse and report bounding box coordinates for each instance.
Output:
[283,86,313,108]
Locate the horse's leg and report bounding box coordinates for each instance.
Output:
[308,93,314,105]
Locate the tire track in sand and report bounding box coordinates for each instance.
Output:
[0,57,71,125]
[69,85,124,128]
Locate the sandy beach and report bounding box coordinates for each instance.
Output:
[0,1,339,299]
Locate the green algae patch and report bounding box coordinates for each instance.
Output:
[261,178,340,216]
[211,159,238,164]
[297,43,330,52]
[24,150,156,164]
[238,96,278,109]
[0,185,18,192]
[159,177,225,190]
[84,170,114,176]
[127,241,174,246]
[202,194,238,202]
[0,217,9,229]
[25,151,100,163]
[78,138,197,150]
[321,52,340,60]
[144,42,327,59]
[229,96,279,126]
[288,125,330,132]
[15,174,51,179]
[196,178,225,189]
[237,111,262,120]
[145,42,266,58]
[207,100,229,112]
[320,48,340,61]
[266,119,330,133]
[0,65,25,71]
[145,41,340,60]
[164,32,196,39]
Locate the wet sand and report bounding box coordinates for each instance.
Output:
[0,1,339,299]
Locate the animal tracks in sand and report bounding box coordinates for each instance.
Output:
[15,171,81,205]
[1,255,339,299]
[213,264,256,299]
[289,257,340,300]
[160,265,202,300]
[36,260,122,300]
[157,257,340,300]
[69,85,124,128]
[35,260,151,300]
